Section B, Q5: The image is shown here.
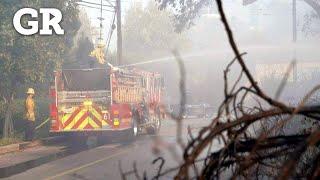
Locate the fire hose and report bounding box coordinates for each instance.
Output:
[35,117,50,130]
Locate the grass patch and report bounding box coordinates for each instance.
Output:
[1,97,51,145]
[0,134,23,146]
[0,126,50,146]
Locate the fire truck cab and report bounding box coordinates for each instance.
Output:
[49,67,165,140]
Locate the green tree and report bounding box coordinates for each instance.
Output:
[157,0,320,32]
[0,0,80,138]
[122,1,190,64]
[302,0,320,37]
[64,10,95,69]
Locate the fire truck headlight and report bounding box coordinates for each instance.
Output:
[83,101,93,106]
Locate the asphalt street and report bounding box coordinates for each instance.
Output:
[6,118,213,180]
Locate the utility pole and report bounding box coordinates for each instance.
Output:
[292,0,297,82]
[97,0,104,41]
[293,0,297,42]
[116,0,123,66]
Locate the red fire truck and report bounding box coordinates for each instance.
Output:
[49,67,165,141]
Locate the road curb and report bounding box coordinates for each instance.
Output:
[0,148,77,178]
[0,144,20,155]
[0,136,65,155]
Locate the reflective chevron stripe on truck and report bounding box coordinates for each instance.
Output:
[59,105,111,130]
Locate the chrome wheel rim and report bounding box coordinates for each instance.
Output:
[155,115,160,129]
[182,114,187,119]
[133,121,138,136]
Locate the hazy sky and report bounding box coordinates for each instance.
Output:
[79,0,144,49]
[78,0,318,51]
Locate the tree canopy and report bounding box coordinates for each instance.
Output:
[0,0,80,98]
[63,10,95,69]
[122,1,190,64]
[157,0,320,33]
[0,0,81,137]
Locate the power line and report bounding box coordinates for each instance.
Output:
[106,12,116,55]
[116,0,122,66]
[79,0,114,8]
[77,3,115,12]
[102,0,114,7]
[99,0,103,40]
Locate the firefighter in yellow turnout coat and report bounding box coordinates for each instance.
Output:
[24,88,35,141]
[89,42,114,68]
[89,42,106,65]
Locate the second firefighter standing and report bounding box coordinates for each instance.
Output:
[24,88,36,141]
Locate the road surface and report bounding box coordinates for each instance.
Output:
[7,118,213,180]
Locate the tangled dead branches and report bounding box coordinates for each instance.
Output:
[121,0,320,179]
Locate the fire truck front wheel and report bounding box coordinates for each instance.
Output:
[146,111,161,135]
[123,114,139,142]
[132,118,139,137]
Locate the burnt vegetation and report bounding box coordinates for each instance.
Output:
[120,0,320,179]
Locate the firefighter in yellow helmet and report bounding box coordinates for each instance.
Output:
[89,42,114,69]
[89,42,106,65]
[24,88,35,141]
